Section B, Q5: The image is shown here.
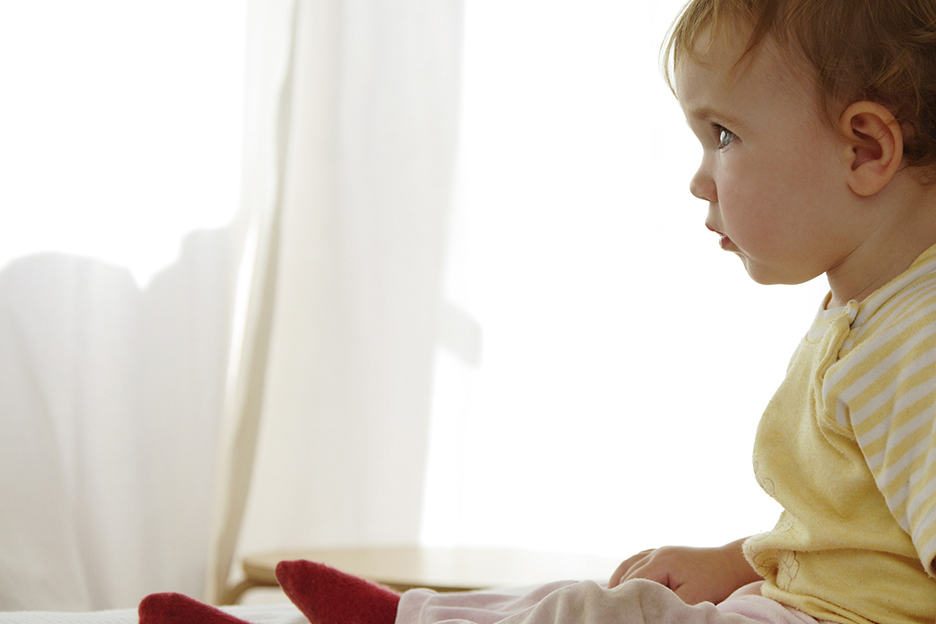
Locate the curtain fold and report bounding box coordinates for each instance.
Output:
[205,0,298,605]
[230,0,464,572]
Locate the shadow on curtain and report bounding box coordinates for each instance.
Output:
[0,226,243,609]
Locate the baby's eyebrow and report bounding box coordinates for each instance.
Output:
[686,105,742,127]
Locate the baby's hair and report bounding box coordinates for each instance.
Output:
[663,0,936,176]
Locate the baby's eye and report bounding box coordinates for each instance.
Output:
[717,126,738,149]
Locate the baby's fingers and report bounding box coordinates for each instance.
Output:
[608,549,659,588]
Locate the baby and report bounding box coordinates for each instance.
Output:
[140,0,936,623]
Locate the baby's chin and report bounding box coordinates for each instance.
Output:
[738,255,815,288]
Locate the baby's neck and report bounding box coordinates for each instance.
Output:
[826,172,936,307]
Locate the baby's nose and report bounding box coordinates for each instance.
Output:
[689,167,716,203]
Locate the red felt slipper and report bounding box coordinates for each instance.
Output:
[275,559,400,624]
[138,592,251,624]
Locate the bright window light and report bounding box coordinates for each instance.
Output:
[422,1,829,558]
[0,2,245,287]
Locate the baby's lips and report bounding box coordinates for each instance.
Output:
[705,223,731,250]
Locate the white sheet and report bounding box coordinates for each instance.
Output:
[0,603,307,624]
[0,585,536,624]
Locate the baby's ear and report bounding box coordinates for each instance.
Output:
[839,101,904,197]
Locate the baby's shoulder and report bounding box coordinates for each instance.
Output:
[855,269,936,342]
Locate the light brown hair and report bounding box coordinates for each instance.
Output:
[663,0,936,174]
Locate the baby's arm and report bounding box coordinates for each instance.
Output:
[608,537,761,605]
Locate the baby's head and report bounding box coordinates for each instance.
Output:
[664,0,936,178]
[666,0,936,300]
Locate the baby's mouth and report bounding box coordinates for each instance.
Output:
[705,223,731,250]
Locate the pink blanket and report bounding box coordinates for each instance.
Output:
[397,580,826,624]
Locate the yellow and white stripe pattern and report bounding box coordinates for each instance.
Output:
[825,246,936,575]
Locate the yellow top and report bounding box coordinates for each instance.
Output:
[744,245,936,624]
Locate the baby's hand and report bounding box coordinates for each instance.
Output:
[607,539,759,605]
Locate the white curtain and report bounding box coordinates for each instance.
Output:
[0,1,250,611]
[232,0,464,564]
[0,0,463,611]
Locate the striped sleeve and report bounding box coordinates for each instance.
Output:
[825,277,936,576]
